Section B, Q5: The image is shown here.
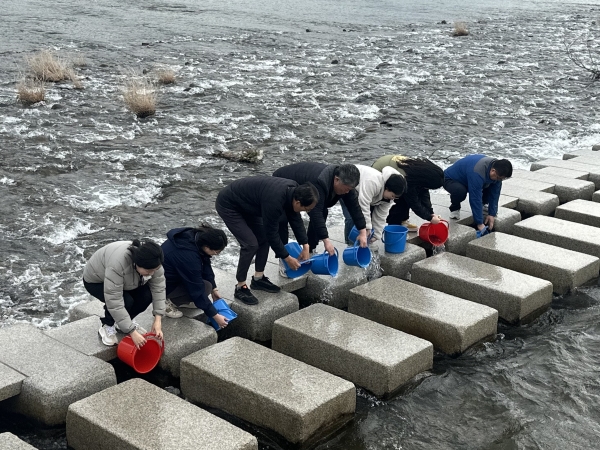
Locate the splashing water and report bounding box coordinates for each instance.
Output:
[365,249,383,281]
[432,245,446,256]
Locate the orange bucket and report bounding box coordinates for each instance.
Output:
[117,332,164,374]
[418,220,449,246]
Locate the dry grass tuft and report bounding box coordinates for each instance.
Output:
[157,69,176,85]
[123,77,157,118]
[16,79,45,105]
[452,22,469,37]
[26,49,82,88]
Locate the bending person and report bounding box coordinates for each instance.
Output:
[161,224,229,328]
[216,176,318,305]
[443,154,512,232]
[273,162,368,255]
[341,164,407,244]
[83,240,165,348]
[373,155,445,231]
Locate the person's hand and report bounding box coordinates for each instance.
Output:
[285,255,301,270]
[357,229,368,248]
[151,316,163,340]
[323,239,336,256]
[484,215,495,230]
[477,223,487,231]
[130,330,147,349]
[211,288,222,301]
[430,214,442,225]
[298,244,310,261]
[213,314,229,329]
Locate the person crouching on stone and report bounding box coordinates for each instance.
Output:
[372,156,445,231]
[340,164,407,245]
[160,224,229,328]
[216,176,319,305]
[82,240,165,348]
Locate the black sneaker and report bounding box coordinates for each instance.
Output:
[234,285,259,305]
[250,275,281,293]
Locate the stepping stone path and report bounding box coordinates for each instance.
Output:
[555,199,600,227]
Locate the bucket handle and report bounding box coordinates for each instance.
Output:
[143,332,165,353]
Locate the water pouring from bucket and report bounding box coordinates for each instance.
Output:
[418,220,449,246]
[117,332,164,374]
[343,241,372,268]
[348,226,375,244]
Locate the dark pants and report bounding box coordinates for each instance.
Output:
[387,197,410,225]
[307,208,328,251]
[444,178,492,212]
[216,204,269,282]
[83,279,152,327]
[167,282,213,307]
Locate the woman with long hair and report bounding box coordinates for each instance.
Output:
[372,155,445,230]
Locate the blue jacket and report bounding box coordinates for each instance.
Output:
[444,155,502,225]
[161,228,218,317]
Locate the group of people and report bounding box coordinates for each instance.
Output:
[83,154,512,348]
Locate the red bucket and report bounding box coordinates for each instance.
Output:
[117,332,164,374]
[418,220,449,246]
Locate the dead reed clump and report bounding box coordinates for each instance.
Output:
[157,69,176,85]
[16,79,45,105]
[452,22,469,37]
[26,49,82,88]
[123,77,157,118]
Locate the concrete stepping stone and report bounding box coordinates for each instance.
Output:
[514,215,600,259]
[510,169,594,203]
[0,324,116,425]
[68,299,104,322]
[0,433,37,449]
[180,337,356,444]
[45,315,116,361]
[498,185,559,216]
[569,155,600,167]
[454,206,522,235]
[67,378,257,450]
[348,277,498,355]
[534,166,589,180]
[272,304,433,396]
[530,159,600,189]
[502,177,555,193]
[554,200,600,228]
[0,362,25,402]
[562,149,600,159]
[594,191,600,202]
[429,192,519,210]
[411,253,552,323]
[466,232,599,295]
[555,199,600,227]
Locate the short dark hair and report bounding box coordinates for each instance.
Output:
[129,240,164,269]
[195,223,228,252]
[334,164,360,188]
[493,159,513,178]
[294,182,319,206]
[384,174,407,196]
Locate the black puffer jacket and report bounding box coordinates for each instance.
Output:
[216,176,309,258]
[273,162,366,241]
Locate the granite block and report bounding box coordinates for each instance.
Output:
[514,215,600,259]
[272,304,433,396]
[562,148,600,160]
[530,159,600,189]
[0,433,37,449]
[348,277,498,355]
[456,207,522,235]
[0,324,116,425]
[510,169,594,203]
[180,337,356,443]
[534,166,590,180]
[67,378,257,450]
[570,155,600,167]
[594,191,600,203]
[68,299,104,322]
[0,362,25,402]
[555,200,600,227]
[498,186,559,216]
[376,242,427,280]
[466,232,599,295]
[412,253,552,323]
[45,316,117,361]
[502,177,555,193]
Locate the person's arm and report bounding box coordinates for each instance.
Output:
[405,186,435,221]
[488,181,502,217]
[467,173,485,225]
[342,190,368,247]
[357,180,377,232]
[147,268,166,339]
[307,186,330,241]
[371,201,393,240]
[177,256,218,318]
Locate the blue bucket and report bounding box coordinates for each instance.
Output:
[342,241,372,268]
[309,249,339,277]
[348,226,375,244]
[281,242,312,278]
[382,225,408,253]
[209,299,238,331]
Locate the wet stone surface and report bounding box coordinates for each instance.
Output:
[0,363,25,403]
[0,432,37,450]
[510,169,595,203]
[555,199,600,227]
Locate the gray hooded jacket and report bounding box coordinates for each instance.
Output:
[83,241,166,333]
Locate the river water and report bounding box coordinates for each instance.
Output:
[1,0,600,448]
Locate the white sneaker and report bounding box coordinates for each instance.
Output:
[482,204,489,214]
[449,210,460,220]
[98,324,118,346]
[279,259,289,278]
[115,321,147,335]
[165,299,183,318]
